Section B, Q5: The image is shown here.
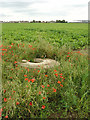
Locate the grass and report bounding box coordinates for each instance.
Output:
[1,23,89,119]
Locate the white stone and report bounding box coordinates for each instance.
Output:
[18,58,60,69]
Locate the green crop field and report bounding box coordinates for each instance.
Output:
[1,23,89,119]
[2,23,88,49]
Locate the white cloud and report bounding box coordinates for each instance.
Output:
[0,0,89,22]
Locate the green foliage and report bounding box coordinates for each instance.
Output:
[1,23,89,119]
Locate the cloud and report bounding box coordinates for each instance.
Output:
[71,4,87,7]
[0,0,88,21]
[0,1,47,8]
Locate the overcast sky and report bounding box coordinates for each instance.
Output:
[0,0,89,22]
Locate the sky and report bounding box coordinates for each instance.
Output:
[0,0,89,22]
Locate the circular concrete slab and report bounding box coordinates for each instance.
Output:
[18,58,60,69]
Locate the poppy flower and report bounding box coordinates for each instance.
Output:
[42,105,45,109]
[41,85,44,88]
[39,91,42,95]
[0,112,1,117]
[14,61,17,64]
[60,76,63,78]
[67,55,70,57]
[43,97,46,99]
[60,84,63,87]
[31,78,35,83]
[25,78,28,81]
[47,84,50,87]
[59,73,62,75]
[16,102,20,105]
[55,73,58,77]
[4,90,6,93]
[45,75,48,77]
[24,75,27,77]
[5,115,8,118]
[53,88,56,92]
[57,81,61,84]
[29,102,32,106]
[54,70,57,72]
[28,79,31,82]
[9,97,11,100]
[4,98,7,102]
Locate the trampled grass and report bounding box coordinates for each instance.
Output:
[1,23,89,119]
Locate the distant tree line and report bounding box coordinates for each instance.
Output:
[0,20,68,23]
[31,20,68,23]
[56,20,67,23]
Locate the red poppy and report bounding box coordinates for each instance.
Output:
[39,91,42,95]
[27,69,29,72]
[9,96,11,100]
[67,55,70,57]
[45,75,48,77]
[29,102,32,106]
[16,102,20,105]
[38,70,40,72]
[60,76,63,78]
[24,75,27,77]
[42,105,45,109]
[31,78,35,83]
[41,85,45,88]
[43,97,46,99]
[55,73,58,77]
[5,115,8,118]
[4,90,6,93]
[57,81,61,84]
[47,84,50,87]
[25,78,28,81]
[0,112,1,117]
[54,70,57,72]
[0,108,3,112]
[14,61,17,64]
[28,79,31,82]
[29,45,32,47]
[4,98,7,102]
[60,84,63,87]
[59,73,62,75]
[53,88,56,92]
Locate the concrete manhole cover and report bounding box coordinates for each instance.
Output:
[18,58,60,69]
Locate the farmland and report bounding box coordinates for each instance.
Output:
[1,23,89,119]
